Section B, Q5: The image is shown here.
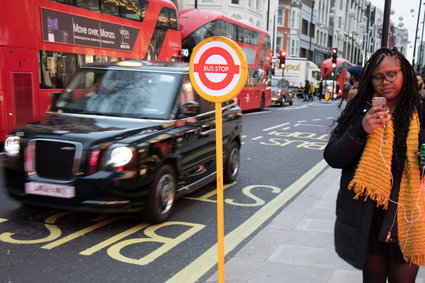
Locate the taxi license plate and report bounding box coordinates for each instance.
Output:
[25,182,75,199]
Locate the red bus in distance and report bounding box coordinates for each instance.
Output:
[0,0,182,142]
[178,9,272,111]
[321,57,353,97]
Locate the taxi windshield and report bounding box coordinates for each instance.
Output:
[55,68,180,120]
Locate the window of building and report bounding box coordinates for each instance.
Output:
[310,23,315,37]
[291,10,300,29]
[302,19,308,35]
[276,33,282,54]
[277,9,283,26]
[231,0,239,4]
[290,38,299,57]
[203,0,213,2]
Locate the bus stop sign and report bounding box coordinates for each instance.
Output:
[189,36,248,103]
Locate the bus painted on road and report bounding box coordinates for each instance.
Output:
[178,9,272,111]
[0,0,182,141]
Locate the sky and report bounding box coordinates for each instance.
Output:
[370,0,421,61]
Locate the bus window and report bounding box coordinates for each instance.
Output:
[169,9,178,30]
[101,0,119,16]
[39,51,126,89]
[158,8,171,28]
[39,51,79,89]
[223,21,235,40]
[120,0,143,21]
[76,0,100,12]
[157,8,178,30]
[55,0,73,4]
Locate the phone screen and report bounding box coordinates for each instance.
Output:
[372,97,386,107]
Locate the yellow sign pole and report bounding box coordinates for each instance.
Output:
[215,102,225,283]
[189,36,248,283]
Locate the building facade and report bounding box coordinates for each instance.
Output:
[173,0,409,68]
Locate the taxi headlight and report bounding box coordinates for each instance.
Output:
[108,146,133,167]
[5,136,21,156]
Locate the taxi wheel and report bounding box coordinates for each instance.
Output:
[145,164,176,223]
[224,141,240,184]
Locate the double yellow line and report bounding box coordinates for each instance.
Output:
[167,159,328,283]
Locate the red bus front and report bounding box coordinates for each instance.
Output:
[321,58,353,97]
[0,0,182,142]
[179,9,272,111]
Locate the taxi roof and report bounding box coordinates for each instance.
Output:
[82,60,189,73]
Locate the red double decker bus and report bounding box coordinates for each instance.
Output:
[0,0,182,141]
[321,57,353,97]
[178,9,272,111]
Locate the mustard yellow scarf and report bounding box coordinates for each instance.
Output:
[348,112,425,265]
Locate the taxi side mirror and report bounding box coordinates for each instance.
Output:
[181,101,200,117]
[50,91,62,112]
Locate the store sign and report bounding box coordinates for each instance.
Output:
[41,9,139,51]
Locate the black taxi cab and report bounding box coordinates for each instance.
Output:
[2,61,242,223]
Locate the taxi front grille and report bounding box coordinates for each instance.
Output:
[26,139,83,181]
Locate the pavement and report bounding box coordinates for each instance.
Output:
[206,166,425,283]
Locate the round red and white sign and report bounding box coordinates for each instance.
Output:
[189,36,248,103]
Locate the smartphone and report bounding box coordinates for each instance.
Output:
[372,96,386,107]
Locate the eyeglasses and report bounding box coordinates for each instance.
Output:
[371,70,401,86]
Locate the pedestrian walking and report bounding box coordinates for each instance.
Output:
[324,47,425,282]
[416,73,425,98]
[302,80,310,102]
[318,80,324,100]
[309,81,315,101]
[337,81,351,108]
[346,65,363,101]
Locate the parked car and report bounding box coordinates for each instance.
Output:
[267,76,293,106]
[2,60,242,223]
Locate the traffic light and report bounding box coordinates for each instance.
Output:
[331,48,337,68]
[279,50,287,69]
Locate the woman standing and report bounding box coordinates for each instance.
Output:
[324,48,425,282]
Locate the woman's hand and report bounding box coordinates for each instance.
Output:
[362,106,391,134]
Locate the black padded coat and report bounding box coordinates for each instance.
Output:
[324,103,425,269]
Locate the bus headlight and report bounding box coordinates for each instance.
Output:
[5,136,21,156]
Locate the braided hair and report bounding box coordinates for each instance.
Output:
[334,47,421,173]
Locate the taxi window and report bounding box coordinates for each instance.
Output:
[179,78,213,114]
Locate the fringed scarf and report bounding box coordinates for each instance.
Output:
[348,112,425,265]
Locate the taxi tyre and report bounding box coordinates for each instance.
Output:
[223,141,240,184]
[144,164,177,223]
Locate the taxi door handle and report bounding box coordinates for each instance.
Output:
[200,124,215,136]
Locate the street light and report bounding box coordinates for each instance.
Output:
[413,0,423,70]
[309,0,315,61]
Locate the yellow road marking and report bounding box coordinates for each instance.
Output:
[166,159,328,283]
